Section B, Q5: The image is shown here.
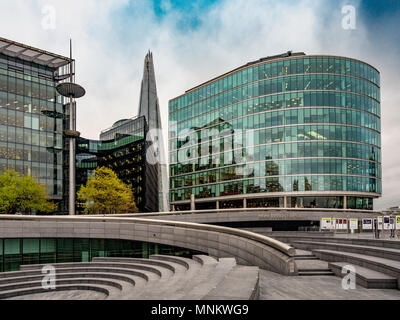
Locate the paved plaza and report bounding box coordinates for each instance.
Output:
[260,270,400,300]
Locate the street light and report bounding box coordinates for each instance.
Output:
[56,40,85,215]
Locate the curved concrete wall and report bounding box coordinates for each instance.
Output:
[111,208,380,224]
[0,215,297,276]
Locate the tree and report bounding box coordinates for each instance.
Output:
[77,167,138,215]
[0,170,56,214]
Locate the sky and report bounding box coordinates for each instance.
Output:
[0,0,399,210]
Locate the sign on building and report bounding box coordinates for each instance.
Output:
[396,216,400,230]
[321,218,332,230]
[377,216,383,230]
[383,216,390,230]
[362,219,373,230]
[349,219,358,230]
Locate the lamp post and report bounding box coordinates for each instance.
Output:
[56,40,85,215]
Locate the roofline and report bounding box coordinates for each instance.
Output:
[0,37,71,68]
[169,53,380,102]
[100,115,145,136]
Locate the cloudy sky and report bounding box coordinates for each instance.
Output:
[0,0,398,210]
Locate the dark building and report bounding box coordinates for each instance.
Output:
[76,116,148,211]
[76,52,168,212]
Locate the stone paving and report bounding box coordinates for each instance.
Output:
[260,270,400,300]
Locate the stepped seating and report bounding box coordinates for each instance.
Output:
[312,249,400,287]
[292,240,400,262]
[329,262,398,289]
[288,237,400,290]
[0,255,260,300]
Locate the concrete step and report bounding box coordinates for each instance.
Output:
[192,255,219,265]
[0,255,259,300]
[329,262,398,289]
[149,255,192,269]
[298,270,335,276]
[175,257,236,300]
[294,256,318,260]
[0,278,122,297]
[91,257,176,273]
[0,284,110,300]
[132,256,203,300]
[202,265,259,300]
[0,272,136,287]
[19,262,168,278]
[312,249,400,288]
[293,240,400,262]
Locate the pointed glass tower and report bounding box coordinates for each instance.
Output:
[138,51,169,212]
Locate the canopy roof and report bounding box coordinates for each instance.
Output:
[0,37,71,68]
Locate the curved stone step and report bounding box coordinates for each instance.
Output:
[329,262,397,289]
[20,262,168,279]
[178,257,237,300]
[0,272,136,288]
[192,255,219,265]
[293,240,400,262]
[0,255,260,300]
[0,284,110,300]
[125,256,199,300]
[91,257,176,273]
[0,278,122,294]
[149,255,192,269]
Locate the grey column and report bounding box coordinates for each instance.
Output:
[343,196,347,209]
[243,198,247,208]
[283,196,287,208]
[216,201,219,210]
[69,96,75,216]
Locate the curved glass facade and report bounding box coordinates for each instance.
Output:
[168,54,381,210]
[0,238,204,272]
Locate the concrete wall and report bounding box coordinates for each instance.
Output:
[0,215,297,276]
[113,208,380,224]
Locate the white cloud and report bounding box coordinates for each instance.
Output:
[0,0,398,210]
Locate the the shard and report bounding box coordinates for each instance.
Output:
[138,51,169,212]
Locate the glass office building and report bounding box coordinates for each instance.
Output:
[169,52,381,210]
[76,116,150,212]
[76,51,167,213]
[0,37,72,211]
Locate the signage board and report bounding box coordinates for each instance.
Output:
[383,216,390,230]
[389,217,395,230]
[343,219,348,230]
[377,216,383,230]
[321,218,332,230]
[349,219,358,230]
[396,216,400,230]
[362,219,373,230]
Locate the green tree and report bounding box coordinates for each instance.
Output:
[0,170,56,214]
[77,167,138,215]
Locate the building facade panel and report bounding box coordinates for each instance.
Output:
[0,52,66,205]
[168,54,381,210]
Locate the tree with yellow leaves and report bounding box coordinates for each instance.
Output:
[0,170,56,214]
[77,167,138,215]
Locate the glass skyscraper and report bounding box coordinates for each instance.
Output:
[169,52,381,211]
[0,37,72,212]
[76,116,148,212]
[76,51,167,213]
